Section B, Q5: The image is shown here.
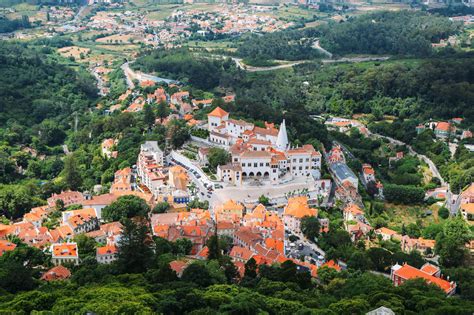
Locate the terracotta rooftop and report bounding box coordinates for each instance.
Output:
[394,263,455,294]
[208,106,229,118]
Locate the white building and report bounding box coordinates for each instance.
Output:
[208,107,230,132]
[96,245,118,264]
[208,108,322,186]
[51,243,79,266]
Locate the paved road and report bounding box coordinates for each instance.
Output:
[231,57,306,72]
[92,68,108,96]
[205,51,390,73]
[121,62,178,89]
[121,62,135,89]
[312,39,333,58]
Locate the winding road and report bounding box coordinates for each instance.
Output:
[367,130,447,187]
[204,48,390,72]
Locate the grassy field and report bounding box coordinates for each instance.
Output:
[58,46,91,59]
[381,203,444,232]
[6,3,41,20]
[270,6,319,21]
[145,4,180,20]
[186,40,237,52]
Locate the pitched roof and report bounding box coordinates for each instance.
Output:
[420,263,440,276]
[284,196,317,219]
[229,245,254,261]
[376,227,398,236]
[394,263,454,294]
[436,122,451,132]
[461,203,474,214]
[97,245,118,256]
[344,204,364,216]
[252,126,278,137]
[169,260,188,275]
[208,106,229,118]
[41,265,71,281]
[240,150,272,159]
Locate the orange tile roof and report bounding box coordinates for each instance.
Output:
[420,263,440,275]
[170,260,188,274]
[362,165,375,175]
[97,244,118,255]
[52,243,78,258]
[436,122,451,132]
[240,150,272,159]
[321,260,341,271]
[0,240,17,256]
[344,204,364,216]
[41,265,71,281]
[284,196,317,219]
[461,203,474,214]
[196,246,209,258]
[376,227,398,236]
[394,263,454,294]
[252,126,278,137]
[208,106,229,118]
[265,238,284,254]
[230,245,254,261]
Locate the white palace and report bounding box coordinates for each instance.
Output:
[207,107,322,186]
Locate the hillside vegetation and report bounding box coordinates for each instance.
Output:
[234,10,461,62]
[319,11,460,56]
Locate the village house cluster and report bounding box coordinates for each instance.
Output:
[341,202,457,295]
[153,196,338,278]
[416,118,472,141]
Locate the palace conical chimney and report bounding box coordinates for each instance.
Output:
[276,119,289,151]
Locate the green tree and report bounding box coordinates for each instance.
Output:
[102,195,150,222]
[258,195,270,206]
[173,238,193,255]
[117,218,153,273]
[152,202,169,214]
[167,119,190,149]
[207,147,230,172]
[300,215,320,242]
[181,261,213,287]
[244,257,257,279]
[438,207,449,220]
[207,234,221,260]
[74,234,97,261]
[347,251,372,271]
[156,100,169,122]
[62,155,82,190]
[143,104,155,128]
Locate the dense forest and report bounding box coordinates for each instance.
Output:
[305,56,474,122]
[318,11,461,56]
[0,42,97,127]
[236,29,323,61]
[234,10,461,62]
[132,49,238,90]
[0,41,97,193]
